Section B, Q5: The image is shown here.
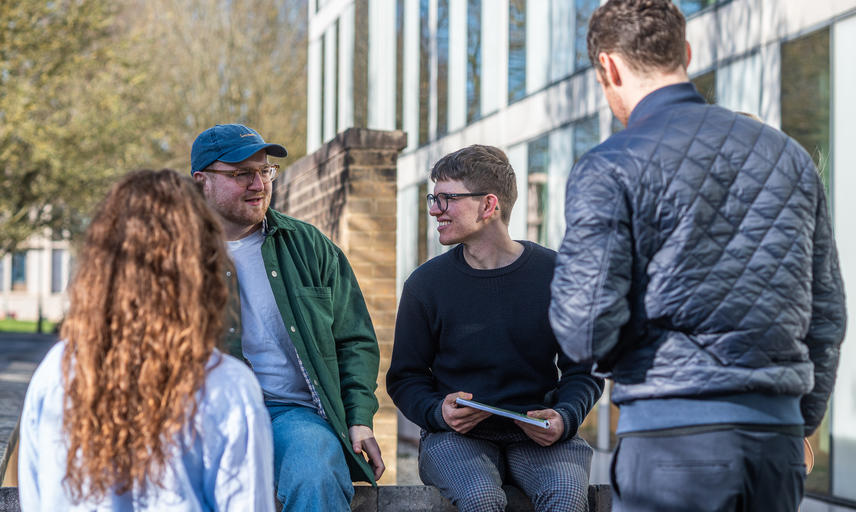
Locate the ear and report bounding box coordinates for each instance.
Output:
[684,41,692,69]
[598,52,622,87]
[482,194,500,220]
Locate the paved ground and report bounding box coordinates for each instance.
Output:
[0,333,58,480]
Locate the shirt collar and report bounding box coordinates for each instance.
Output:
[627,82,705,128]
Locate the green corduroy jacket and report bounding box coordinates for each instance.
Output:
[222,209,381,484]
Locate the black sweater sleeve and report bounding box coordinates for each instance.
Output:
[386,283,449,432]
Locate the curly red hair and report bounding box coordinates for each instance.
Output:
[60,169,230,502]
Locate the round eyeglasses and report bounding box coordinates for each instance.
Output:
[202,164,280,187]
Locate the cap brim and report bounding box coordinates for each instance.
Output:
[218,142,288,163]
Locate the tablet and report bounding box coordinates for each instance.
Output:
[455,397,550,429]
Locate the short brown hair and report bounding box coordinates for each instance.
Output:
[430,144,517,224]
[587,0,687,75]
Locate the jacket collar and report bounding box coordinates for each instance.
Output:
[262,209,297,236]
[627,82,705,128]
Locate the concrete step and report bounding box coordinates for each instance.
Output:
[1,485,612,511]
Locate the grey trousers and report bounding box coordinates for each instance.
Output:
[611,428,805,512]
[418,424,593,512]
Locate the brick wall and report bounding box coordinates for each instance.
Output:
[273,128,406,484]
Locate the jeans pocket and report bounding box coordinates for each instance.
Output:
[610,439,622,499]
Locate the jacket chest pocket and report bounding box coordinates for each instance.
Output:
[295,286,336,361]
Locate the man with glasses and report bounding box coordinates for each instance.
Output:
[387,145,603,512]
[191,124,384,511]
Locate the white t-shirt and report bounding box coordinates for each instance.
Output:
[227,229,313,407]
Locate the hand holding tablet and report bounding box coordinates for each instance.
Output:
[455,397,551,429]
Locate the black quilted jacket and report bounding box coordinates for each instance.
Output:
[549,83,846,434]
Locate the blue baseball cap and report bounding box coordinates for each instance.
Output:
[191,124,287,174]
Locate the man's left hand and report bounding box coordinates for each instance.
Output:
[349,425,385,480]
[514,409,564,447]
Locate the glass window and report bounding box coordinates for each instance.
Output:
[417,182,429,265]
[437,0,450,137]
[466,0,482,123]
[611,115,624,134]
[781,27,831,495]
[0,258,4,292]
[674,0,717,17]
[526,135,549,245]
[692,69,716,104]
[782,27,831,190]
[508,0,526,103]
[395,0,404,131]
[574,0,599,71]
[574,115,600,164]
[354,0,369,128]
[11,251,26,292]
[419,0,430,145]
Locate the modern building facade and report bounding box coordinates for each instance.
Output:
[308,0,856,505]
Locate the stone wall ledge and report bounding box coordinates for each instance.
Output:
[0,484,612,511]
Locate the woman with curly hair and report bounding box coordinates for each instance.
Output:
[18,169,273,510]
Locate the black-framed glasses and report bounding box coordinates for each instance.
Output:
[202,163,280,186]
[426,192,488,213]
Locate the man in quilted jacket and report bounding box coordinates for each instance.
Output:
[549,1,846,510]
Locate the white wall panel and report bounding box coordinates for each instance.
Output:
[307,37,323,152]
[448,0,467,131]
[526,0,550,94]
[323,25,338,142]
[369,0,396,128]
[338,3,355,131]
[481,0,508,116]
[831,12,856,502]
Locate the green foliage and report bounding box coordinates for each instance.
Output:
[0,0,307,255]
[0,0,162,255]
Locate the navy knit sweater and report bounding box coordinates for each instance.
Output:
[387,241,604,438]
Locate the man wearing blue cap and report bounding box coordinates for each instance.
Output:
[191,124,384,511]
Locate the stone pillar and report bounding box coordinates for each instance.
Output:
[274,128,406,484]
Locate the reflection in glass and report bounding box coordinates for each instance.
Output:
[353,0,369,127]
[437,0,449,137]
[674,0,717,17]
[467,0,482,123]
[508,0,526,103]
[395,0,404,131]
[781,27,831,495]
[418,0,430,145]
[574,115,600,164]
[692,70,716,104]
[782,27,830,191]
[574,0,599,70]
[527,135,549,245]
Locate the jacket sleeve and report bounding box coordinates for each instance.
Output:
[800,186,847,435]
[550,153,633,367]
[328,248,381,429]
[386,283,450,432]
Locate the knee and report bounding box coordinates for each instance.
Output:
[530,478,588,512]
[455,486,507,512]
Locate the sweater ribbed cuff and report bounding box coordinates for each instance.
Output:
[555,407,578,441]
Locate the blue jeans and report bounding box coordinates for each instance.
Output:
[611,428,805,512]
[266,404,353,511]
